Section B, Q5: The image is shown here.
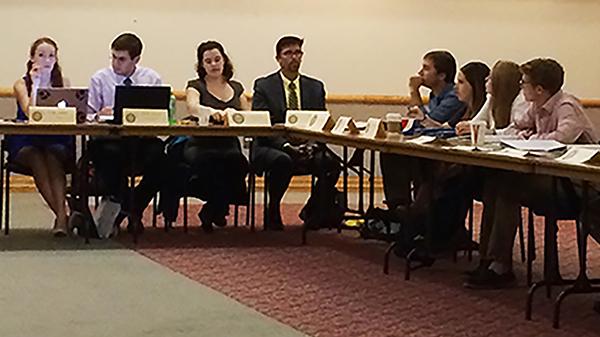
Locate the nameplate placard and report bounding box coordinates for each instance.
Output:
[285,110,331,130]
[29,106,76,125]
[331,116,359,136]
[226,111,271,127]
[122,108,168,126]
[359,118,387,139]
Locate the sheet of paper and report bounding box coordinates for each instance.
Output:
[556,147,599,164]
[501,139,566,152]
[485,134,519,143]
[490,148,529,158]
[406,135,436,145]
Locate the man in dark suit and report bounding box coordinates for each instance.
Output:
[252,35,340,230]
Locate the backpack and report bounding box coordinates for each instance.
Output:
[299,185,346,230]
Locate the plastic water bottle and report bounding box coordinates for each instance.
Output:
[168,94,177,125]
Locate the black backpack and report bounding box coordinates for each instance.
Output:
[300,185,346,230]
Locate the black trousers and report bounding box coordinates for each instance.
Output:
[251,143,341,217]
[88,136,166,219]
[161,137,249,222]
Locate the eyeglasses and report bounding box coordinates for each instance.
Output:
[519,79,531,86]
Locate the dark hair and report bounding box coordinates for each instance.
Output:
[195,41,234,81]
[276,36,304,56]
[520,58,564,96]
[424,50,457,84]
[24,37,64,95]
[461,61,490,119]
[111,33,143,59]
[491,61,521,128]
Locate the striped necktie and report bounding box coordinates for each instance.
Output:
[288,82,299,110]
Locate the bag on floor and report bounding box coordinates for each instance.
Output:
[300,187,346,230]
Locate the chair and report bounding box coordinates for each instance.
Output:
[525,178,600,328]
[0,137,76,235]
[162,136,253,232]
[165,163,251,233]
[383,198,527,280]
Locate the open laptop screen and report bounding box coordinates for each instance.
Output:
[36,87,88,123]
[112,85,171,124]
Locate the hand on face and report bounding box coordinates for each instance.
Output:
[409,75,424,92]
[29,63,42,84]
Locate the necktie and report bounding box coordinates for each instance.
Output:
[123,77,133,86]
[288,82,299,110]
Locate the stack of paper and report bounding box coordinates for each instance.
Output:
[556,147,600,165]
[501,139,566,152]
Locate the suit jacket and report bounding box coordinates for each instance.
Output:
[252,71,326,149]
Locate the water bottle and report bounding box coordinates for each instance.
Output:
[168,94,177,125]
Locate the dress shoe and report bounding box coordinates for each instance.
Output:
[406,247,435,267]
[463,259,492,277]
[126,217,145,234]
[198,207,214,234]
[464,269,516,290]
[594,300,600,314]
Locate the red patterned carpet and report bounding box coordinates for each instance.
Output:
[123,204,600,337]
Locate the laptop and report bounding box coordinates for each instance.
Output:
[111,85,171,124]
[36,87,89,123]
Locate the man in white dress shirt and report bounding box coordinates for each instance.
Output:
[87,32,166,234]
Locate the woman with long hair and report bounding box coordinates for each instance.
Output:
[456,60,529,135]
[162,41,249,233]
[8,37,73,236]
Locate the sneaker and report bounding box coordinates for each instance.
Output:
[94,197,121,239]
[464,269,517,289]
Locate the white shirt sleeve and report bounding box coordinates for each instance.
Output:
[471,93,493,129]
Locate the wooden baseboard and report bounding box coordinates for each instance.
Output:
[7,175,383,193]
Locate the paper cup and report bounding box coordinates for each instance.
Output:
[469,121,487,146]
[385,113,403,133]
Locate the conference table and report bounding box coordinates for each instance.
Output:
[0,121,598,328]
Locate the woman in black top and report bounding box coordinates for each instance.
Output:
[164,41,249,232]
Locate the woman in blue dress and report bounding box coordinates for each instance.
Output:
[8,37,73,236]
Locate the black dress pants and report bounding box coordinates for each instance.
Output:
[161,137,248,222]
[251,143,341,219]
[88,136,166,219]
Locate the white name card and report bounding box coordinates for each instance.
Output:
[331,116,359,136]
[226,111,271,127]
[29,106,76,125]
[285,110,331,130]
[359,118,387,139]
[122,108,168,126]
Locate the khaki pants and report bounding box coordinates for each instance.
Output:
[480,171,577,267]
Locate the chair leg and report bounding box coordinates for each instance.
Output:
[250,172,256,231]
[152,194,157,228]
[527,208,535,287]
[4,169,10,235]
[183,195,188,233]
[263,173,269,230]
[234,205,239,227]
[0,146,4,233]
[467,202,474,261]
[518,210,526,263]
